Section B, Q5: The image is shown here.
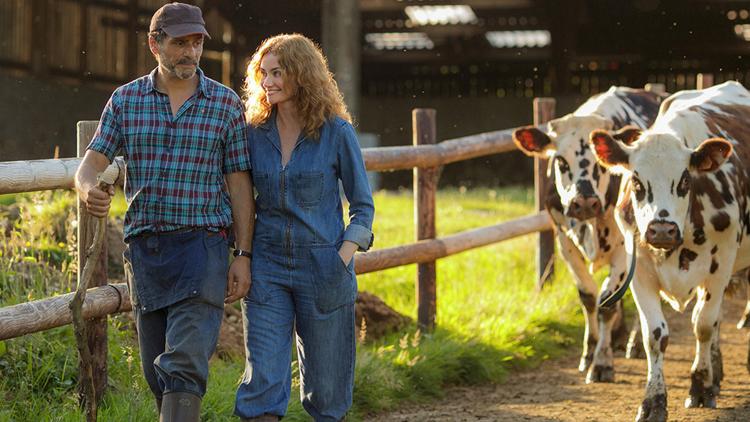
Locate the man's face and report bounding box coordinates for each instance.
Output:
[152,34,204,80]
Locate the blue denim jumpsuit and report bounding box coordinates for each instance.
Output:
[234,113,374,421]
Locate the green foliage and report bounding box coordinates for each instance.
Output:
[0,327,77,398]
[0,194,15,206]
[0,188,585,421]
[346,188,581,418]
[15,191,76,244]
[1,191,77,273]
[109,190,128,219]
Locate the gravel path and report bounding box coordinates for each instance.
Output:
[369,296,750,421]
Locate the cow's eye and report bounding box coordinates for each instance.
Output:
[556,157,570,175]
[677,171,691,195]
[631,176,644,195]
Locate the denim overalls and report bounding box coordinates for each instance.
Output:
[234,113,374,421]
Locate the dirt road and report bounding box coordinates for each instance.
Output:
[371,296,750,421]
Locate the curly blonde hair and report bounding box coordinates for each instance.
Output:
[244,33,351,139]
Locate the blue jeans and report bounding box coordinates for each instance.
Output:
[124,229,227,399]
[234,243,356,421]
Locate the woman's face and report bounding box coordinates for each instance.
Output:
[259,53,294,106]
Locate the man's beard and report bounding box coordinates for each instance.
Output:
[160,52,199,80]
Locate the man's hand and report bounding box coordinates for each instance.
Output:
[225,170,253,303]
[82,184,115,218]
[225,256,251,303]
[75,150,114,218]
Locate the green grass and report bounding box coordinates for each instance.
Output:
[0,194,15,206]
[0,187,584,421]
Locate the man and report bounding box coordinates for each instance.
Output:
[74,3,252,421]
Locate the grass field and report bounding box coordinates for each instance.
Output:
[0,188,584,421]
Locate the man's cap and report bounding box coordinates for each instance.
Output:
[149,2,211,39]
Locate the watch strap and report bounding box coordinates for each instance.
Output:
[233,249,252,258]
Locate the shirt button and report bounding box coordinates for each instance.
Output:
[142,306,147,311]
[192,290,198,295]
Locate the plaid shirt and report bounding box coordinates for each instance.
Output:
[88,68,250,240]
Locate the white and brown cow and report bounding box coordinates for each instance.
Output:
[513,86,665,383]
[590,81,750,421]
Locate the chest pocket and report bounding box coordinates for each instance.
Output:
[291,171,324,208]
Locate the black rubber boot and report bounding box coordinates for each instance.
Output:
[160,392,201,422]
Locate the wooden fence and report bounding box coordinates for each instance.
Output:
[0,101,559,403]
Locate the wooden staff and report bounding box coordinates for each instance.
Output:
[69,175,113,422]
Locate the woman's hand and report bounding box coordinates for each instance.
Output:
[338,240,358,266]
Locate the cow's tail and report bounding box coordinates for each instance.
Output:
[599,233,637,309]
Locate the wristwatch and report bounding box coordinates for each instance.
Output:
[233,249,252,259]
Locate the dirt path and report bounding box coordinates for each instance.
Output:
[370,296,750,421]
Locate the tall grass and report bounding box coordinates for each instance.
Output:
[348,188,582,418]
[0,187,583,421]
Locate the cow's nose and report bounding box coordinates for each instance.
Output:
[567,195,602,220]
[645,220,682,249]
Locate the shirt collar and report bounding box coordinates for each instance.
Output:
[141,67,213,99]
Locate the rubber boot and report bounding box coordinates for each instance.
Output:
[159,391,201,422]
[156,397,162,418]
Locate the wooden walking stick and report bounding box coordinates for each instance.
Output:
[70,174,114,422]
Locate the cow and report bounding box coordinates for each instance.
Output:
[590,81,750,421]
[513,86,665,384]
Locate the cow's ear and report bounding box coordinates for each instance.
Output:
[590,130,630,169]
[690,138,733,172]
[612,125,642,145]
[513,126,553,157]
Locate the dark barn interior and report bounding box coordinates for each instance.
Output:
[2,0,750,188]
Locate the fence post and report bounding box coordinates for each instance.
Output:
[697,73,714,89]
[413,108,438,331]
[77,121,108,405]
[533,98,556,290]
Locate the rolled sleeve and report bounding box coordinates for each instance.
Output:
[337,122,375,251]
[87,91,123,162]
[343,223,374,251]
[223,100,251,174]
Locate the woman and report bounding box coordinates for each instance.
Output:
[235,34,375,422]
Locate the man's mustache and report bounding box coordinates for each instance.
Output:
[176,59,198,65]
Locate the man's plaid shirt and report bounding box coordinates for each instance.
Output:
[88,68,250,240]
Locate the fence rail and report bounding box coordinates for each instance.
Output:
[0,284,130,341]
[0,212,552,341]
[0,127,531,195]
[0,157,125,195]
